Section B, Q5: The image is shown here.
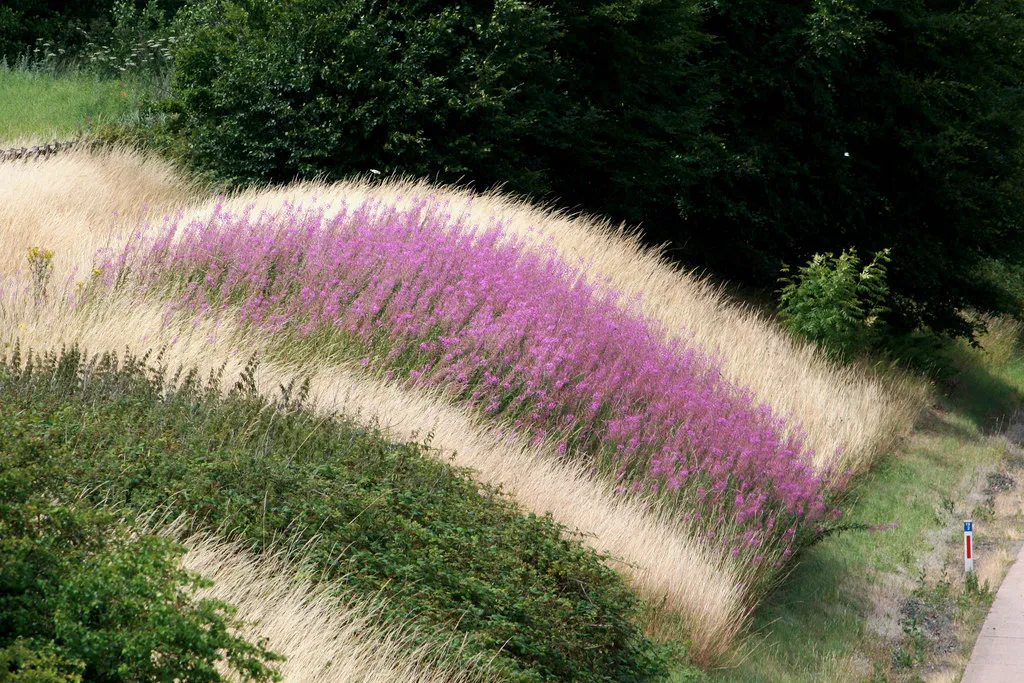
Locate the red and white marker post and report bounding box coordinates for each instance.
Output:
[964,520,974,573]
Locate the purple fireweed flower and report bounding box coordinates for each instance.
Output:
[104,197,842,566]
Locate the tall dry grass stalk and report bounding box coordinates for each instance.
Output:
[199,178,927,476]
[3,295,747,663]
[0,145,201,281]
[175,532,496,683]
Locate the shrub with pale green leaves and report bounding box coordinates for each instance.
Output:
[777,248,891,361]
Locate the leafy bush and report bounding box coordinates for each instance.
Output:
[0,345,671,682]
[0,427,282,682]
[0,640,81,683]
[777,248,891,361]
[164,0,706,223]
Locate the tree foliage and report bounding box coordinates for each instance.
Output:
[677,0,1024,336]
[0,1,186,63]
[165,0,1024,338]
[167,0,708,224]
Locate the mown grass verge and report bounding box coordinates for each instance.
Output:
[0,344,674,682]
[703,321,1024,681]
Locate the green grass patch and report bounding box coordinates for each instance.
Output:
[0,345,671,682]
[0,66,142,141]
[697,332,1024,682]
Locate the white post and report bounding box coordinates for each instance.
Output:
[964,520,974,573]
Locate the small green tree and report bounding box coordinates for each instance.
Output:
[777,247,891,361]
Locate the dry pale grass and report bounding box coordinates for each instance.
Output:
[923,658,969,683]
[3,294,746,663]
[176,532,496,683]
[0,145,201,281]
[976,545,1013,593]
[816,651,869,681]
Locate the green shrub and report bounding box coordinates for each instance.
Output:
[777,248,891,361]
[0,432,282,682]
[164,0,705,222]
[0,345,671,682]
[0,640,81,683]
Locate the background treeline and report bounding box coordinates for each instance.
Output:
[0,0,187,61]
[5,0,1024,344]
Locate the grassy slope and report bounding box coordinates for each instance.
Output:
[8,72,1019,681]
[3,73,928,660]
[706,334,1024,682]
[0,67,139,141]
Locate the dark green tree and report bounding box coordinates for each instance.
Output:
[0,1,186,63]
[675,0,1024,336]
[164,0,1024,338]
[0,0,106,61]
[167,0,708,225]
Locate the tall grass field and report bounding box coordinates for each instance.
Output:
[0,144,938,681]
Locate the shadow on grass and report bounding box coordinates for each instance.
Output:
[941,357,1024,433]
[703,543,869,682]
[914,408,981,443]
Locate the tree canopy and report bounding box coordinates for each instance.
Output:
[169,0,708,228]
[676,0,1024,336]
